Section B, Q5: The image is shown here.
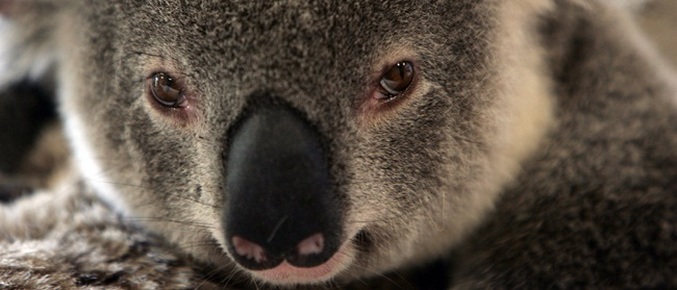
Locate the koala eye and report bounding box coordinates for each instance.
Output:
[149,72,186,108]
[377,61,414,99]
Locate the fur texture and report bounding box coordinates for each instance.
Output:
[0,0,675,289]
[0,176,221,289]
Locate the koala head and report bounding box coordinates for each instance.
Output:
[2,0,554,287]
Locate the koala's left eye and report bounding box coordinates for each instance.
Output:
[377,61,414,99]
[149,72,187,108]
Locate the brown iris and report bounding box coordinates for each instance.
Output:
[150,72,186,108]
[378,61,414,99]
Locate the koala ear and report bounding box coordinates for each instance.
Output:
[0,0,60,90]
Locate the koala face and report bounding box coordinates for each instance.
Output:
[54,0,553,286]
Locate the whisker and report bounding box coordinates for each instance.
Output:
[124,216,216,230]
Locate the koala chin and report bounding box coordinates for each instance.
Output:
[1,0,676,288]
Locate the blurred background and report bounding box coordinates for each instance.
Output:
[0,0,675,202]
[639,0,677,65]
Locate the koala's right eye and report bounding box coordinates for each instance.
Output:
[149,72,187,108]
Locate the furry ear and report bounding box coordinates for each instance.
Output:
[0,0,60,90]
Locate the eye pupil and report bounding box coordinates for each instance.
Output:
[150,72,185,107]
[379,61,414,98]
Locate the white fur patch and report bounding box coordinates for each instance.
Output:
[453,0,556,246]
[59,78,131,216]
[0,16,14,88]
[491,0,556,182]
[0,15,57,90]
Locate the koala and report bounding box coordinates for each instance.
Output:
[0,0,676,289]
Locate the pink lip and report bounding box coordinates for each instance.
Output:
[249,243,353,285]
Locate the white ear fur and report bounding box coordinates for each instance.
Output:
[0,16,19,89]
[1,4,131,215]
[0,11,57,91]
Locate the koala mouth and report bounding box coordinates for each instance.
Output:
[227,231,359,285]
[222,96,349,284]
[243,239,355,285]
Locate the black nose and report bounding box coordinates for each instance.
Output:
[224,98,342,271]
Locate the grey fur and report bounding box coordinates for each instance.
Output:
[0,179,220,289]
[0,0,675,289]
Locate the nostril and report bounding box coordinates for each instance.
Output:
[284,232,337,268]
[297,233,324,256]
[229,232,336,270]
[232,236,267,263]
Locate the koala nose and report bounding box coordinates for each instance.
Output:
[224,99,342,271]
